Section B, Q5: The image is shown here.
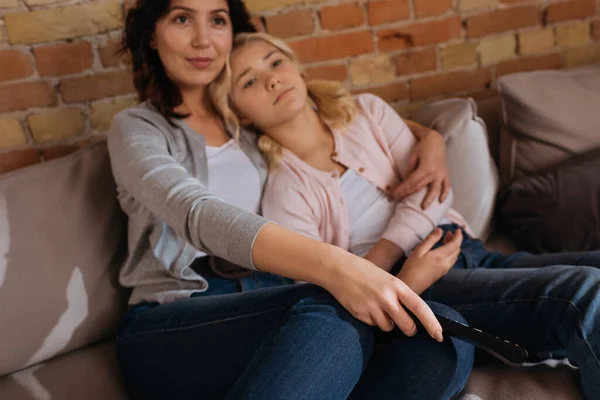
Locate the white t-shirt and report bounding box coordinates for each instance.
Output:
[340,170,450,257]
[196,139,262,258]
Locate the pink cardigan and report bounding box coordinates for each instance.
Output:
[261,94,469,254]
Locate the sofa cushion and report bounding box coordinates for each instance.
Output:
[0,142,128,377]
[0,341,127,400]
[498,64,600,183]
[496,147,600,253]
[411,98,500,241]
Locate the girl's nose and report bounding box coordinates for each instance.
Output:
[268,76,282,90]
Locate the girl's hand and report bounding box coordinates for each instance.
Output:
[323,248,444,342]
[397,228,462,295]
[393,129,450,210]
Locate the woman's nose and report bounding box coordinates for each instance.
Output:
[191,22,210,49]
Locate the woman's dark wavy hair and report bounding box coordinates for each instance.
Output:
[119,0,256,119]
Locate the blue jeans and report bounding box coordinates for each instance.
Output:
[117,270,474,400]
[417,224,600,400]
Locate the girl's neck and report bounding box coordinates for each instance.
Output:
[265,103,333,162]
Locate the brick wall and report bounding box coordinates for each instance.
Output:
[0,0,599,173]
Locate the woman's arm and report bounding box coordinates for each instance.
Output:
[252,222,443,342]
[108,110,269,269]
[400,119,451,209]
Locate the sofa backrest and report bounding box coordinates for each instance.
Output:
[0,141,128,378]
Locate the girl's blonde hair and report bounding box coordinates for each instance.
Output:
[210,32,357,168]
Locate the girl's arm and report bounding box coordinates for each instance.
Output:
[260,176,443,340]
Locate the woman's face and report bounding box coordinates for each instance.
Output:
[153,0,233,89]
[229,40,308,131]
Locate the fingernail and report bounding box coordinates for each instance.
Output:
[434,331,443,342]
[408,325,417,336]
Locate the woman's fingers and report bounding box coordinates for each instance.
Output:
[440,177,451,202]
[421,182,441,210]
[414,228,443,257]
[392,282,443,342]
[371,309,395,332]
[392,169,432,200]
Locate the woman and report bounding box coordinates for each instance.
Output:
[215,31,600,400]
[109,1,473,399]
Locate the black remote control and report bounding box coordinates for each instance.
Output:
[398,313,529,367]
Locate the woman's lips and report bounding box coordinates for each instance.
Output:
[187,58,213,69]
[274,88,294,104]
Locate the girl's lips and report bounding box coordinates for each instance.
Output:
[274,88,294,104]
[188,58,213,69]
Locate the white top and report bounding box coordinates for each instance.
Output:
[196,139,262,258]
[341,169,451,257]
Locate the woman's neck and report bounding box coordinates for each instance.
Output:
[265,103,333,162]
[176,85,215,119]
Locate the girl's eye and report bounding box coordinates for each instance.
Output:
[243,79,256,89]
[272,59,283,67]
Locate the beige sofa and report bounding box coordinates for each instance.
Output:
[1,65,598,399]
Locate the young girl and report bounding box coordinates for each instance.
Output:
[212,32,468,294]
[213,32,600,400]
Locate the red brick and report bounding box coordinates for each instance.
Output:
[0,81,56,113]
[99,39,131,67]
[414,0,453,18]
[0,149,41,174]
[34,41,93,77]
[352,82,409,103]
[320,3,364,31]
[367,0,410,26]
[496,53,562,77]
[393,48,438,76]
[265,10,314,38]
[289,31,374,63]
[410,69,492,100]
[466,6,540,38]
[593,20,600,40]
[61,70,135,103]
[546,0,595,24]
[378,17,462,52]
[304,64,348,81]
[0,50,34,82]
[250,16,265,33]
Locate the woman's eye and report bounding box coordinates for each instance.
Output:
[243,79,256,89]
[213,16,227,26]
[272,59,283,67]
[174,15,188,24]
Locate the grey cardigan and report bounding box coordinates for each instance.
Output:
[107,101,270,305]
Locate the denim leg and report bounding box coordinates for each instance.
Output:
[424,265,600,400]
[117,283,374,400]
[348,302,474,400]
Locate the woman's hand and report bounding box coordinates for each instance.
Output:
[397,228,462,295]
[323,247,443,342]
[393,124,450,210]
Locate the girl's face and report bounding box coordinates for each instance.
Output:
[228,40,308,131]
[153,0,233,89]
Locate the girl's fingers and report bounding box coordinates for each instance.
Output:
[435,229,463,257]
[414,228,443,257]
